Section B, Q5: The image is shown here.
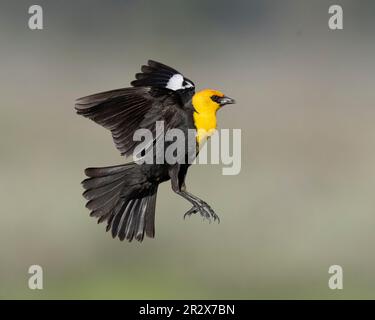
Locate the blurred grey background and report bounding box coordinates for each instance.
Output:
[0,0,374,299]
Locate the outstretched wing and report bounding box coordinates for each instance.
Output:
[75,60,195,157]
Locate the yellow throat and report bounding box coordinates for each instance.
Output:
[192,89,223,144]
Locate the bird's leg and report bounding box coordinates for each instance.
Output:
[169,165,219,223]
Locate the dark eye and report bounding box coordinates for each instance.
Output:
[211,95,221,103]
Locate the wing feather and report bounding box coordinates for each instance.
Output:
[75,60,195,157]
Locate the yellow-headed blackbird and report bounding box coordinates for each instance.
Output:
[75,60,235,242]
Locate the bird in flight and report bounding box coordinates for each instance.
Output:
[75,60,235,242]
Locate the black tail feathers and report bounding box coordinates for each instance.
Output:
[82,163,158,242]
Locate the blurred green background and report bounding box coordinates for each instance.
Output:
[1,0,375,299]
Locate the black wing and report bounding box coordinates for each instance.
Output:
[75,60,195,157]
[131,60,195,104]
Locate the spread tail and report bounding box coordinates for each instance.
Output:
[82,163,158,242]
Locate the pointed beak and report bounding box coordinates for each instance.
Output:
[219,96,236,106]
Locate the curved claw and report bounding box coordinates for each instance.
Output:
[183,206,198,219]
[200,202,220,224]
[213,213,220,224]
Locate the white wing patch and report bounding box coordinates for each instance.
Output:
[166,74,194,91]
[166,74,184,90]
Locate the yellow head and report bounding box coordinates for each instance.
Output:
[192,89,236,144]
[192,89,235,114]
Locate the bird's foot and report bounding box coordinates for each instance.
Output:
[183,201,220,223]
